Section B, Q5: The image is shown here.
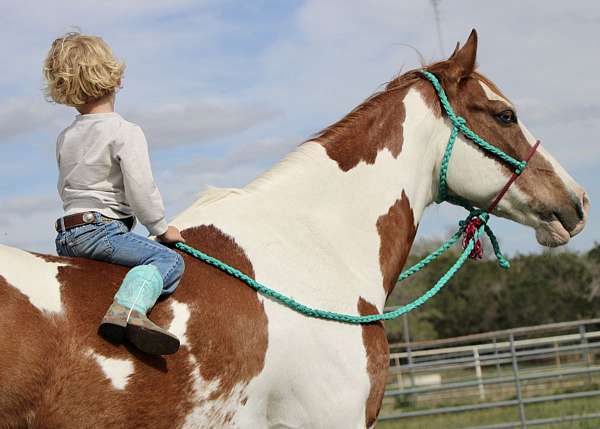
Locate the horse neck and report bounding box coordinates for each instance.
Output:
[239,85,443,308]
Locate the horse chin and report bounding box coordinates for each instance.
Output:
[535,220,571,248]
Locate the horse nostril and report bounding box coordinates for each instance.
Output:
[576,200,585,220]
[553,203,581,233]
[576,192,590,221]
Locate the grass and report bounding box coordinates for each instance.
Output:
[377,389,600,429]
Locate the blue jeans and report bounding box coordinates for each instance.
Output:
[55,213,184,295]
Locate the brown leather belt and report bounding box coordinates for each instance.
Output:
[55,212,134,232]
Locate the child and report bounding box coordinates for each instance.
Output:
[44,32,185,356]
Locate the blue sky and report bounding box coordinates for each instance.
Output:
[0,0,598,255]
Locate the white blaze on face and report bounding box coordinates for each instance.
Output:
[0,244,64,313]
[87,349,134,390]
[479,79,586,241]
[519,120,582,194]
[479,80,513,107]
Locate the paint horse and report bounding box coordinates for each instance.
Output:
[0,30,589,428]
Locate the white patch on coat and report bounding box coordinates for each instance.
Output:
[169,300,191,347]
[174,101,436,312]
[181,354,239,428]
[0,244,65,313]
[479,80,512,106]
[172,87,442,427]
[87,349,134,390]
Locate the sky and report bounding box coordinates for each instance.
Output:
[0,0,598,256]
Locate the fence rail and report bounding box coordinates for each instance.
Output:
[379,317,600,428]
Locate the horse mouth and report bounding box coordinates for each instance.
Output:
[535,193,589,247]
[535,219,571,247]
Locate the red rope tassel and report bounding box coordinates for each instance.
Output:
[463,217,483,260]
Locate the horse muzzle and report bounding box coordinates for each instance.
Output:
[535,191,589,247]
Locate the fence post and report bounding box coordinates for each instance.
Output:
[403,314,416,406]
[493,336,502,377]
[510,332,527,429]
[403,315,416,387]
[554,340,562,382]
[579,324,592,386]
[473,347,486,400]
[395,356,404,390]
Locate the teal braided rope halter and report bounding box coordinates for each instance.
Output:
[175,70,540,324]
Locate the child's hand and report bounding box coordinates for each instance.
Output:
[157,226,186,245]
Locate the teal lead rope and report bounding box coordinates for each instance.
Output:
[174,220,484,324]
[174,70,535,324]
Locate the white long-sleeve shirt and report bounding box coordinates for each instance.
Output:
[56,112,168,236]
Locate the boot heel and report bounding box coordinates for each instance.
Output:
[98,301,128,344]
[98,321,126,344]
[126,324,180,355]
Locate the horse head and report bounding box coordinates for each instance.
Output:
[425,30,589,247]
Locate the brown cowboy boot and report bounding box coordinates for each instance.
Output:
[99,300,180,355]
[98,265,180,355]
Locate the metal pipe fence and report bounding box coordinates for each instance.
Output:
[379,317,600,428]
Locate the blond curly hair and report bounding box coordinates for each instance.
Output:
[43,32,125,106]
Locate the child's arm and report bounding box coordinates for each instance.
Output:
[157,226,185,244]
[114,125,172,237]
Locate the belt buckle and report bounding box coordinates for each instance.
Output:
[83,212,95,224]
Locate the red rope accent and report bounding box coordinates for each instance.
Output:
[487,140,541,213]
[463,217,483,259]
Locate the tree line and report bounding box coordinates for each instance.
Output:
[385,241,600,342]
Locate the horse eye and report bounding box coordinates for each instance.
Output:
[497,109,517,124]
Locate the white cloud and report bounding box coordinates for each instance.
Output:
[125,100,280,148]
[0,195,62,253]
[155,136,299,215]
[0,98,67,143]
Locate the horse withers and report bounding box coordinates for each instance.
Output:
[0,30,588,428]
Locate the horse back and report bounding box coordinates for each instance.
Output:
[0,225,270,428]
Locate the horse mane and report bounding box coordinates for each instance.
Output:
[190,186,247,208]
[312,69,424,144]
[186,67,434,209]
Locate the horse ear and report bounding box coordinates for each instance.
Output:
[449,41,460,59]
[449,29,478,77]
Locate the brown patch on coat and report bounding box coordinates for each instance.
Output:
[0,275,56,428]
[18,255,196,428]
[176,225,269,401]
[376,191,417,296]
[358,297,389,428]
[316,72,423,171]
[3,225,268,428]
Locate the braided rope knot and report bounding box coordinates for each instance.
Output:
[458,211,486,260]
[455,209,510,269]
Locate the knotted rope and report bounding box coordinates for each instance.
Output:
[175,70,538,324]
